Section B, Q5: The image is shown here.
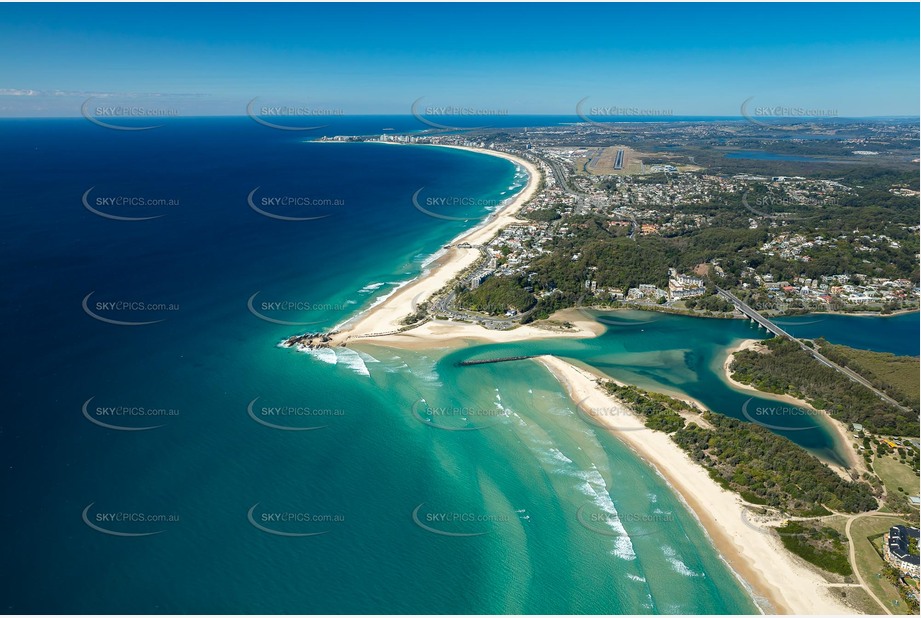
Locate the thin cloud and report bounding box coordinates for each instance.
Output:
[0,89,209,98]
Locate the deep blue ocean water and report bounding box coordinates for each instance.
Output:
[3,117,918,614]
[0,118,760,614]
[5,117,918,614]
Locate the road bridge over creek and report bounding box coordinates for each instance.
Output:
[716,287,910,412]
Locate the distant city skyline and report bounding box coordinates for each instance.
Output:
[1,2,918,117]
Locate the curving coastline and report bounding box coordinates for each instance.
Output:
[720,339,864,477]
[327,145,602,348]
[297,144,863,614]
[537,354,858,616]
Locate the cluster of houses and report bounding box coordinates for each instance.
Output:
[597,270,706,304]
[602,173,731,209]
[371,132,918,317]
[741,270,919,307]
[760,230,907,264]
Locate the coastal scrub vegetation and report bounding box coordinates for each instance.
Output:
[522,207,562,222]
[684,294,734,313]
[673,412,878,515]
[729,338,919,436]
[776,521,853,576]
[602,383,689,433]
[816,339,920,411]
[601,384,878,515]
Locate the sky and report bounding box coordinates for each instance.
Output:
[0,2,918,117]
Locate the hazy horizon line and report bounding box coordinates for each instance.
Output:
[3,113,918,120]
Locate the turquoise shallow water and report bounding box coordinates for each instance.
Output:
[1,118,759,613]
[6,118,916,614]
[25,339,762,613]
[443,311,854,465]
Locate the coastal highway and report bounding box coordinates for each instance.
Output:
[539,152,637,238]
[716,287,911,412]
[539,154,583,196]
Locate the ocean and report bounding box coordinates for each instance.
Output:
[8,116,913,614]
[431,309,919,469]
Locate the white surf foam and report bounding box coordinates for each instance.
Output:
[359,282,387,293]
[355,349,380,363]
[302,347,338,365]
[662,546,704,577]
[335,348,370,377]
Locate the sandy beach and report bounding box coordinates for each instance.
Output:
[330,145,602,348]
[536,354,858,615]
[721,339,864,477]
[354,307,605,349]
[320,144,859,613]
[335,145,540,343]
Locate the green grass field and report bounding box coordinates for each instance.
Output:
[851,515,914,615]
[833,585,889,615]
[874,454,921,513]
[821,342,920,409]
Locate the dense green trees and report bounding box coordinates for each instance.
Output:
[455,276,535,315]
[522,207,562,222]
[817,339,920,411]
[685,294,733,313]
[673,412,878,514]
[603,383,689,433]
[730,338,919,436]
[601,383,878,515]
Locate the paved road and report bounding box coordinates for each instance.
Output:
[772,506,908,614]
[612,208,638,240]
[717,287,910,412]
[540,155,583,196]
